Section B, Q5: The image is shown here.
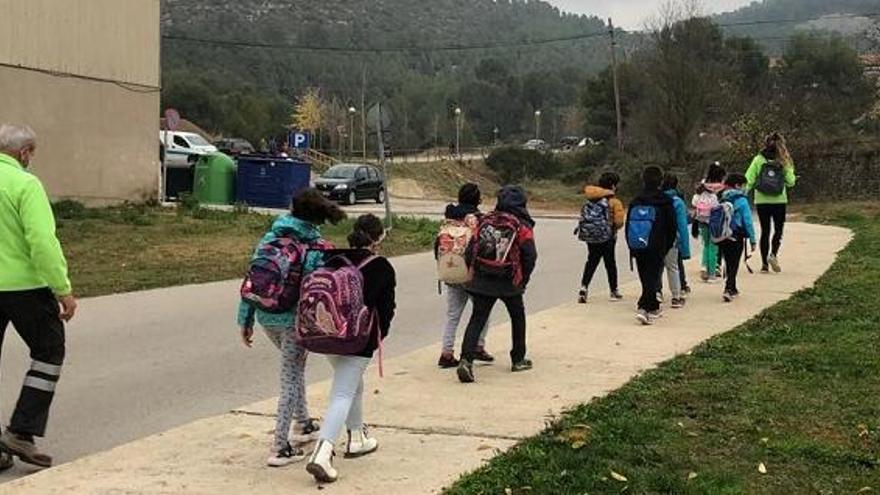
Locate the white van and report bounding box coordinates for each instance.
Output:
[159,131,218,168]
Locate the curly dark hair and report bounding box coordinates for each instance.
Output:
[291,188,346,225]
[348,214,385,248]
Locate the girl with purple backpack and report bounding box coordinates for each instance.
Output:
[306,214,397,484]
[238,189,344,467]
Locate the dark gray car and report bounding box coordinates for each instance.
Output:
[314,164,386,205]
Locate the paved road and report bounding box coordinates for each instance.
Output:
[0,219,635,478]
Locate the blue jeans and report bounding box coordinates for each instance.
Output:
[319,355,372,443]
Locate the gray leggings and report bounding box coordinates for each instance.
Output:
[442,284,489,353]
[263,326,309,451]
[319,355,371,444]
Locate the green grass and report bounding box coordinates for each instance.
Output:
[53,201,437,298]
[445,204,880,495]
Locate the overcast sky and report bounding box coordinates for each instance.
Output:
[546,0,756,29]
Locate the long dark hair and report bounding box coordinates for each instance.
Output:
[348,214,385,248]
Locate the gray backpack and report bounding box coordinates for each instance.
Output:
[576,199,613,244]
[755,161,785,195]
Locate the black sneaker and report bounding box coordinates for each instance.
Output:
[609,291,624,302]
[577,288,587,304]
[682,285,692,295]
[457,360,475,383]
[761,265,770,274]
[511,359,534,373]
[438,353,459,369]
[267,442,306,467]
[473,348,495,363]
[291,418,321,444]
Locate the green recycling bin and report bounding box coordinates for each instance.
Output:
[194,153,236,205]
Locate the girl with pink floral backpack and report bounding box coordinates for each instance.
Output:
[304,214,397,484]
[237,189,343,468]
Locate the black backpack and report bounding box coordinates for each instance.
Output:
[755,160,785,195]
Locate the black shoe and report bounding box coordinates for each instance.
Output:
[438,353,459,369]
[761,265,770,274]
[457,360,475,383]
[0,452,12,472]
[577,288,587,304]
[511,359,533,373]
[609,291,624,302]
[682,285,692,295]
[472,348,495,363]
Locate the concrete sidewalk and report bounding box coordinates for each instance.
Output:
[1,223,851,494]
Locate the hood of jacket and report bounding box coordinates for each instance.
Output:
[269,214,321,243]
[444,203,480,220]
[663,188,682,201]
[496,185,535,227]
[584,185,615,201]
[721,188,748,203]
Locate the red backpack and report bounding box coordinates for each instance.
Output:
[470,212,524,286]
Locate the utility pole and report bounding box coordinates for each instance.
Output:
[375,103,393,229]
[609,17,624,152]
[361,63,367,161]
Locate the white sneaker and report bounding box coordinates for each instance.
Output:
[267,442,306,467]
[345,428,379,458]
[636,311,653,326]
[306,440,338,483]
[769,254,782,273]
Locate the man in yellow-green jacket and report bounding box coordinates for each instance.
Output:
[0,124,76,470]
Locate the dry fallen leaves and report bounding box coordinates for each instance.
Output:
[856,487,872,494]
[688,472,698,481]
[556,424,592,449]
[758,462,768,474]
[610,471,629,482]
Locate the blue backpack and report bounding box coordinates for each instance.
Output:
[626,205,657,252]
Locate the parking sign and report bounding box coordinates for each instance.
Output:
[289,132,311,149]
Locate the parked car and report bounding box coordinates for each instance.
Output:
[314,164,386,205]
[214,137,255,156]
[522,139,550,152]
[159,131,218,168]
[578,137,602,148]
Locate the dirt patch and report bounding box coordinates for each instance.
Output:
[389,178,426,199]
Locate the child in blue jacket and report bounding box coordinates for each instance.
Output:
[661,174,691,308]
[718,173,757,302]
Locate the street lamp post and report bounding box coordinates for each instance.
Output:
[534,110,542,140]
[348,107,357,159]
[454,107,462,158]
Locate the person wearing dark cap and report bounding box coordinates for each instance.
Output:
[457,186,538,383]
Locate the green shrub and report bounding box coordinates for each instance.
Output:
[485,147,561,184]
[52,200,88,220]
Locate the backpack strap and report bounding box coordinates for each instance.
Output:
[357,255,379,270]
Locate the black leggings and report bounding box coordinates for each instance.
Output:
[757,204,787,267]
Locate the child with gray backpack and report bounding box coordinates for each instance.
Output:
[577,172,626,303]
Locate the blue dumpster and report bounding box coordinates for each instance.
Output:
[235,156,311,209]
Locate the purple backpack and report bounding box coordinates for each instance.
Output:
[295,255,378,355]
[240,237,309,313]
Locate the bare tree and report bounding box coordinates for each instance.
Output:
[636,0,728,162]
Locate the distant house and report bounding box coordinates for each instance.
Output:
[0,0,160,204]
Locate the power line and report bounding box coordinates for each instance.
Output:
[161,30,609,54]
[0,61,161,94]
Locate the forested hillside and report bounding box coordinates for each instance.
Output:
[715,0,879,52]
[160,0,620,148]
